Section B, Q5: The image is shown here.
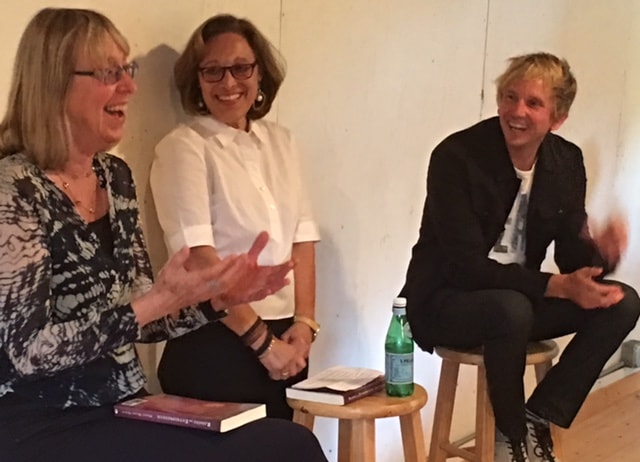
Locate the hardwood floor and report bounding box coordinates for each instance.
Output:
[562,370,640,462]
[444,370,640,462]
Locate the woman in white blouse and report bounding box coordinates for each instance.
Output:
[150,14,320,419]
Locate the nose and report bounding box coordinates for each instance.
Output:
[512,98,527,115]
[118,72,137,95]
[219,68,237,87]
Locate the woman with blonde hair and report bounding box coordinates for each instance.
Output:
[0,8,327,461]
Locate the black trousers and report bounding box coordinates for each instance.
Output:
[0,394,327,462]
[158,318,308,420]
[422,282,640,440]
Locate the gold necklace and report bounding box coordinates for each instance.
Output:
[56,172,98,216]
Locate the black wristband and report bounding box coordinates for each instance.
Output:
[253,330,274,357]
[201,302,228,322]
[239,317,263,346]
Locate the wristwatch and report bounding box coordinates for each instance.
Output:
[294,315,320,342]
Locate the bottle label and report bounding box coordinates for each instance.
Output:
[385,352,413,384]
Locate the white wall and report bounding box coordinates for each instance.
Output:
[2,1,639,460]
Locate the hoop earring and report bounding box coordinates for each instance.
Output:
[253,88,266,111]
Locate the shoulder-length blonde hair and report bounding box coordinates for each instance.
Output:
[175,14,285,120]
[0,8,129,170]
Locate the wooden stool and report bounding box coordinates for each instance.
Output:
[288,384,428,462]
[428,340,560,462]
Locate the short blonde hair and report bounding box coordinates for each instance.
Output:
[0,8,129,170]
[496,52,577,120]
[174,14,285,119]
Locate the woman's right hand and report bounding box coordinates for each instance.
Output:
[258,338,307,381]
[133,232,292,326]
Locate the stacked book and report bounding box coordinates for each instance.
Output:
[285,366,385,405]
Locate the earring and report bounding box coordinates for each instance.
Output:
[252,88,266,111]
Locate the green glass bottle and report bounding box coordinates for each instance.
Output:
[384,297,414,397]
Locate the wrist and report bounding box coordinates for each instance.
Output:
[294,315,320,342]
[254,330,276,358]
[545,274,567,299]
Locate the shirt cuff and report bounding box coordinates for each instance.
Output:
[166,225,216,254]
[293,220,321,243]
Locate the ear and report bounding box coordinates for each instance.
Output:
[550,113,568,131]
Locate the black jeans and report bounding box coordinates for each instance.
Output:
[425,282,640,440]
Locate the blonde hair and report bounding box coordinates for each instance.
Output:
[0,8,129,170]
[495,52,577,120]
[174,14,285,119]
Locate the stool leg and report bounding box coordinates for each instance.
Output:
[292,410,315,431]
[476,365,495,462]
[400,410,427,462]
[534,360,552,383]
[338,419,375,462]
[428,359,460,462]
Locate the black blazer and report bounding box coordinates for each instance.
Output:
[401,117,605,351]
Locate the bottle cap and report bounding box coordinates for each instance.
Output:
[392,297,407,308]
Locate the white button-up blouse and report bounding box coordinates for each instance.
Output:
[151,116,320,319]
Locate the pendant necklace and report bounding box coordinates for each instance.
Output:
[56,170,98,216]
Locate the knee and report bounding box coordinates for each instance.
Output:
[484,290,534,338]
[258,419,326,461]
[611,282,640,327]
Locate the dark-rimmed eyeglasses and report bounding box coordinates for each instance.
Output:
[73,61,139,85]
[198,62,257,83]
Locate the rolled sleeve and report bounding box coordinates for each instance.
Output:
[294,218,320,243]
[151,128,216,256]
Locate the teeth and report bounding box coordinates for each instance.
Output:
[217,94,241,101]
[105,105,127,114]
[509,122,526,130]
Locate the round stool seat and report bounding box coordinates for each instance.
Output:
[428,340,562,462]
[287,384,427,420]
[435,339,559,366]
[288,384,428,461]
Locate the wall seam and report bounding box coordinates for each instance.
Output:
[479,0,491,120]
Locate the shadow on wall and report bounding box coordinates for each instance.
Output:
[118,44,188,275]
[118,44,187,394]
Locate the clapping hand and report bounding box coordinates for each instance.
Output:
[134,231,293,325]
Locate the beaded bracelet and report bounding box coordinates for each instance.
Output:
[254,330,275,358]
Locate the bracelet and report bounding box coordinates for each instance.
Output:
[201,302,228,322]
[254,330,275,358]
[257,337,276,359]
[239,317,264,347]
[294,315,320,342]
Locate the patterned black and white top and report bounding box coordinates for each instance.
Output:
[0,153,214,409]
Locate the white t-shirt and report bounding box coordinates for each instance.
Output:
[488,165,535,265]
[150,116,320,319]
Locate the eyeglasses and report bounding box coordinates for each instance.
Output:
[73,61,139,85]
[198,62,257,83]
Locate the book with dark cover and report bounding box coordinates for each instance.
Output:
[113,394,266,432]
[286,367,386,405]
